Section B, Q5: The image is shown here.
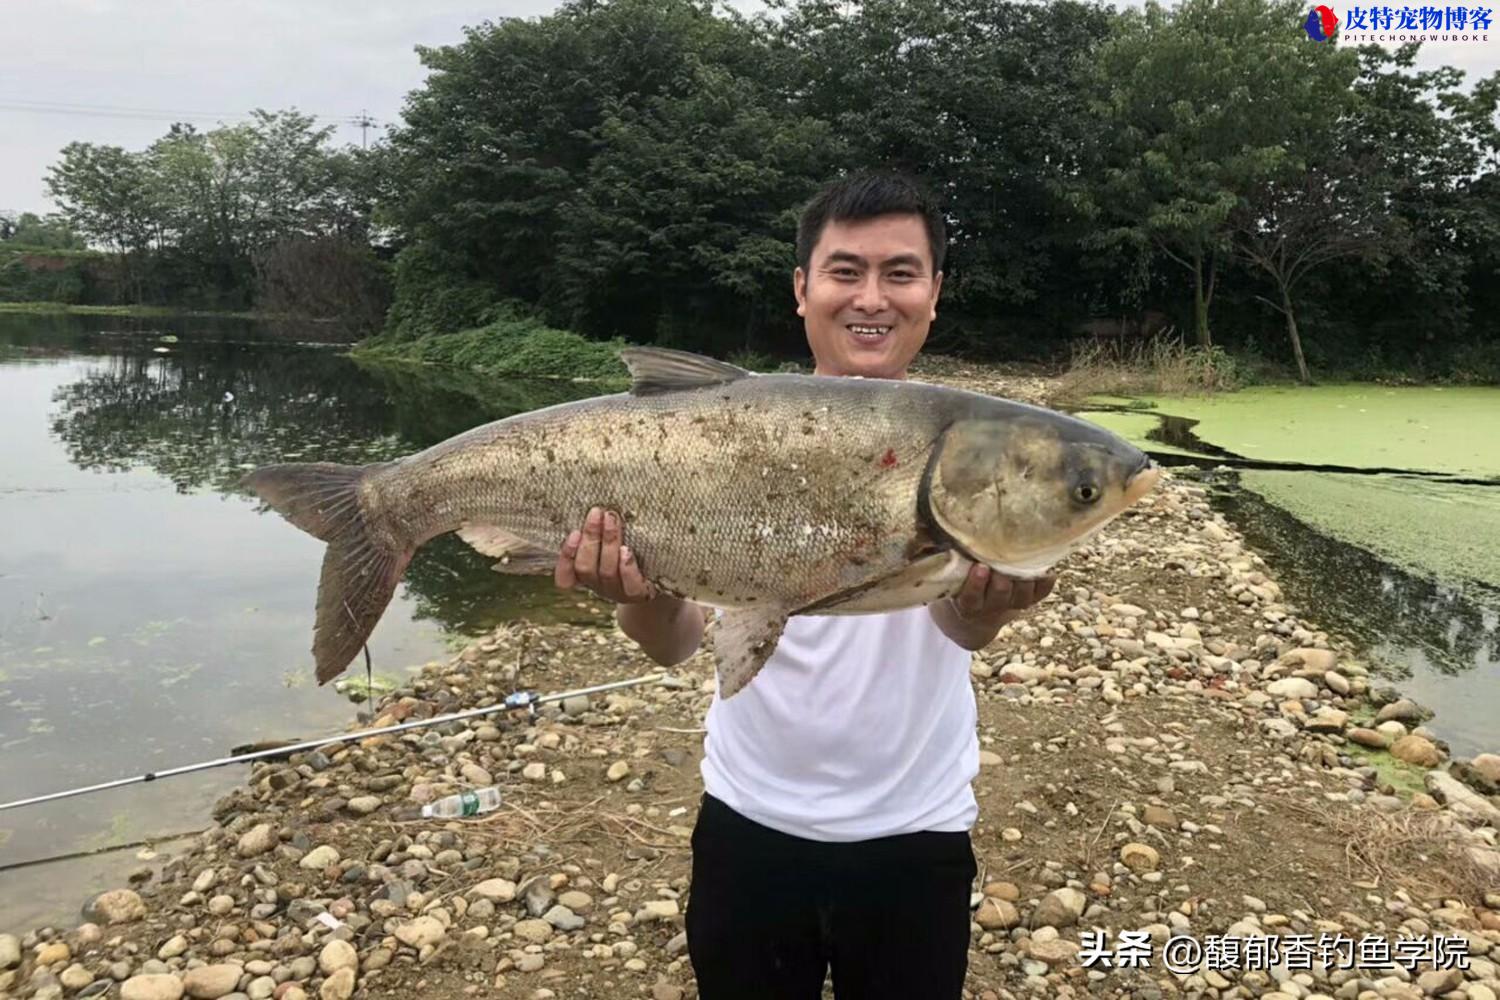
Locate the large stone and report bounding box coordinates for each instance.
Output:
[1305,708,1348,733]
[319,968,356,1000]
[1031,888,1087,929]
[1375,698,1425,724]
[513,919,553,943]
[1390,734,1444,768]
[1296,648,1339,671]
[60,964,94,990]
[394,917,446,950]
[1426,770,1500,827]
[298,845,340,870]
[1416,968,1462,995]
[1120,842,1161,872]
[36,941,71,965]
[318,939,357,976]
[1266,677,1318,700]
[1471,753,1500,786]
[1347,727,1391,749]
[470,878,516,902]
[181,964,243,998]
[0,934,18,969]
[121,975,186,1000]
[83,888,147,925]
[237,824,276,858]
[976,898,1020,930]
[1142,805,1178,828]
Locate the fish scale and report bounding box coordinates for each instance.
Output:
[242,347,1158,695]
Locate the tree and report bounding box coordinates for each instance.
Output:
[1230,152,1403,381]
[1075,0,1358,348]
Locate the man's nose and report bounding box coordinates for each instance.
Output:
[851,273,888,312]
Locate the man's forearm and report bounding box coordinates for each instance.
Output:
[929,598,1010,651]
[618,594,706,666]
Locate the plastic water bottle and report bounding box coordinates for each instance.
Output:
[421,786,502,819]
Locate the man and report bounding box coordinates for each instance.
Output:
[553,173,1055,998]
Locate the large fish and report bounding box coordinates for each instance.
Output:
[243,348,1159,696]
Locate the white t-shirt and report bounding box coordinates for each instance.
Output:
[700,605,980,842]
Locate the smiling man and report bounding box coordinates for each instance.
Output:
[553,173,1054,999]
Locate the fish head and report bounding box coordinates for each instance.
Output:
[926,414,1160,577]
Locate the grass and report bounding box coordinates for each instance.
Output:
[1052,334,1251,405]
[0,301,267,320]
[1290,797,1499,903]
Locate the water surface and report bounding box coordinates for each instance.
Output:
[0,314,603,933]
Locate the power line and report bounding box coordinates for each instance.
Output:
[0,98,387,128]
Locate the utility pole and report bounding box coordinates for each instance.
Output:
[353,110,374,149]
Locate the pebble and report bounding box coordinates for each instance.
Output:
[83,888,147,925]
[121,975,186,1000]
[319,968,356,1000]
[0,934,18,970]
[180,963,243,998]
[394,917,446,949]
[318,939,357,976]
[237,824,277,858]
[513,919,554,943]
[1031,888,1086,929]
[606,761,631,782]
[472,878,517,902]
[298,845,340,869]
[1120,842,1161,872]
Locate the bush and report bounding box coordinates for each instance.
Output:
[356,313,630,381]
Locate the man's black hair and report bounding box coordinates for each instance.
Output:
[795,173,947,276]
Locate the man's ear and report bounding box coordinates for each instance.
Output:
[930,270,944,321]
[793,267,807,317]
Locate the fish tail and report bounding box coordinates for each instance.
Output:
[241,462,411,685]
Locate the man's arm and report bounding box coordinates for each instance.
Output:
[555,506,708,666]
[929,565,1056,651]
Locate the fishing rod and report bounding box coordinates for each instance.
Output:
[0,672,665,814]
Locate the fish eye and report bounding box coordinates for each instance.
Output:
[1073,483,1100,504]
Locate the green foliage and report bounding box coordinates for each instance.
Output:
[357,312,630,381]
[41,111,385,310]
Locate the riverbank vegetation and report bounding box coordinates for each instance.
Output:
[9,0,1500,382]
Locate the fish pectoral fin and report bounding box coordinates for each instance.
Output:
[620,346,752,396]
[458,524,556,576]
[710,607,790,699]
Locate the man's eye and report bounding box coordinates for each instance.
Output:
[832,268,858,278]
[889,271,915,280]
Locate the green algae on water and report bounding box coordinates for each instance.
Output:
[1239,470,1500,595]
[1113,385,1500,478]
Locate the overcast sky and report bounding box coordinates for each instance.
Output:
[4,0,1498,217]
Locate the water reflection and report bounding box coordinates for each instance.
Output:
[1203,470,1499,757]
[0,315,609,934]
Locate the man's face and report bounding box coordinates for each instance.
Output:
[793,213,943,380]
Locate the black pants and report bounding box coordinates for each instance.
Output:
[685,793,976,1000]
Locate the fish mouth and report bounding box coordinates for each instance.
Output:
[1122,458,1161,506]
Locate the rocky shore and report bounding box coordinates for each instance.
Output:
[2,470,1498,999]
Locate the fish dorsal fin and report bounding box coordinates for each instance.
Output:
[619,346,752,396]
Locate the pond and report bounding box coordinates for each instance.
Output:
[1079,385,1500,760]
[0,314,607,934]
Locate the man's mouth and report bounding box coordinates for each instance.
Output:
[847,324,893,342]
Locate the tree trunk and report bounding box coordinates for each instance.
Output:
[1192,252,1212,348]
[1281,283,1311,383]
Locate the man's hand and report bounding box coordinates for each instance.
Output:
[554,506,656,604]
[930,565,1056,650]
